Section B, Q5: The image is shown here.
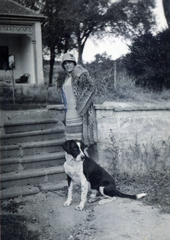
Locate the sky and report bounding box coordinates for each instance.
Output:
[77,0,168,63]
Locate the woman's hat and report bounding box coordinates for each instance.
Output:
[62,53,77,69]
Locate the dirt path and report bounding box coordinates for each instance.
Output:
[1,185,170,240]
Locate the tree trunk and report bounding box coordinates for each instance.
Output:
[77,32,84,64]
[77,31,90,64]
[163,0,170,28]
[162,0,170,90]
[64,38,69,53]
[49,46,55,86]
[78,45,83,65]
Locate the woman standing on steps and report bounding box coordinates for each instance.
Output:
[57,52,97,146]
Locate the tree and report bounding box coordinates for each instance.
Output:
[59,0,155,64]
[163,0,170,28]
[42,0,75,85]
[123,30,170,90]
[122,0,170,91]
[13,0,156,83]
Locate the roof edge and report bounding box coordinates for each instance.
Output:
[0,14,46,22]
[10,0,42,16]
[0,0,46,21]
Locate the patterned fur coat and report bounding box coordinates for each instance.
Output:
[58,65,97,145]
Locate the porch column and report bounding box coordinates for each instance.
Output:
[32,40,38,84]
[33,22,44,84]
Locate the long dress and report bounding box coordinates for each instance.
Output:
[63,75,83,141]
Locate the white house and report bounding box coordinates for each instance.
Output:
[0,0,45,84]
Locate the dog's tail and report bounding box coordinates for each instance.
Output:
[115,190,147,200]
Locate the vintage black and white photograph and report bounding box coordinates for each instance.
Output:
[0,0,170,239]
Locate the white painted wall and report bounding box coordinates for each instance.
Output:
[95,102,170,177]
[20,35,35,83]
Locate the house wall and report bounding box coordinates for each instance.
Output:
[20,35,35,83]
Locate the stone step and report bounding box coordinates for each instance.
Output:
[0,138,65,158]
[0,180,67,200]
[0,186,40,200]
[4,119,59,134]
[1,127,65,146]
[1,152,65,173]
[1,166,66,189]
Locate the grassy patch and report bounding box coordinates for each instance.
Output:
[93,74,170,104]
[1,200,40,240]
[115,172,170,214]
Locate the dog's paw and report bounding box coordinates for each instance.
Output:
[75,203,84,211]
[63,200,72,207]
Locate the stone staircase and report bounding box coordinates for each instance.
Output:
[0,107,67,199]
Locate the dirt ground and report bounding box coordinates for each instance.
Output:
[1,175,170,240]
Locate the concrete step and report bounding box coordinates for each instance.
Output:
[1,127,65,146]
[0,138,65,158]
[0,180,67,200]
[0,107,67,198]
[1,166,66,189]
[1,152,65,173]
[4,119,60,134]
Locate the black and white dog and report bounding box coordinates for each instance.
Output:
[62,140,147,211]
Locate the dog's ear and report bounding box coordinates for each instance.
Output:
[62,140,72,154]
[80,141,87,152]
[62,140,77,154]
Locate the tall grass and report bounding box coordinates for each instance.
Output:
[107,131,170,178]
[45,62,170,104]
[89,68,170,104]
